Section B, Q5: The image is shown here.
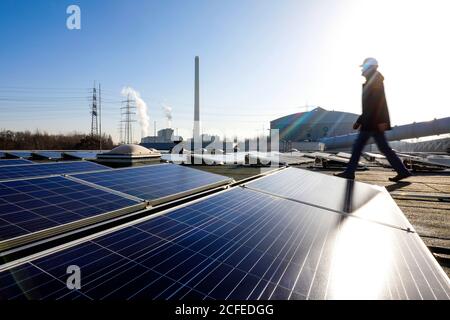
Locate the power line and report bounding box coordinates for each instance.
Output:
[99,83,102,151]
[0,86,91,90]
[120,94,137,144]
[117,121,124,144]
[90,82,99,137]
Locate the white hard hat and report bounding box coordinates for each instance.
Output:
[360,57,378,72]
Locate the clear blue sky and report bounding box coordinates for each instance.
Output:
[1,0,449,142]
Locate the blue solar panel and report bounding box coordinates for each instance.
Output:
[6,151,32,159]
[246,167,412,229]
[0,186,448,300]
[72,164,232,204]
[33,151,63,160]
[0,161,110,181]
[64,151,98,160]
[0,176,142,244]
[0,159,34,167]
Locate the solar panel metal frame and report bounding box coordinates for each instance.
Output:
[0,176,448,300]
[0,175,146,253]
[70,163,234,206]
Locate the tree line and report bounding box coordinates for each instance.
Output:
[0,130,114,150]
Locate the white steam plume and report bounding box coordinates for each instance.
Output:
[121,86,150,138]
[162,104,173,128]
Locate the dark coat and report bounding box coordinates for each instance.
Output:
[356,70,391,132]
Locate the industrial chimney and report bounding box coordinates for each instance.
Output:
[193,56,200,139]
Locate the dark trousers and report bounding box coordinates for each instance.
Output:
[344,131,410,177]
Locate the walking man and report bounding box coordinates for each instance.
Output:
[335,57,411,182]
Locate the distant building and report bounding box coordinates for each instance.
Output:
[141,128,182,144]
[270,107,358,143]
[141,128,183,151]
[158,128,174,142]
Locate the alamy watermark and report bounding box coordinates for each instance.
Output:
[66,5,81,30]
[169,127,281,169]
[66,265,81,290]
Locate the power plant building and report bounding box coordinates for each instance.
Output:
[271,107,358,142]
[141,128,176,143]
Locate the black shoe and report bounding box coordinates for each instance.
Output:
[388,172,412,182]
[333,172,355,180]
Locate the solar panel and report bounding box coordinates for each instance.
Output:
[246,152,314,166]
[71,163,233,205]
[245,167,412,230]
[160,153,188,163]
[0,159,34,167]
[63,151,98,160]
[402,155,450,171]
[33,151,63,160]
[426,155,450,168]
[0,176,144,250]
[0,161,110,182]
[0,186,448,300]
[162,153,248,165]
[6,151,32,159]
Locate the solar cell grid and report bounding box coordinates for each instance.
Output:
[1,186,448,300]
[0,161,110,181]
[0,176,141,244]
[0,159,34,167]
[72,163,232,203]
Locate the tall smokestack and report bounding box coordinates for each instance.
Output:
[193,56,200,139]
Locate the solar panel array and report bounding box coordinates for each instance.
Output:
[0,161,110,181]
[72,164,233,204]
[0,159,34,167]
[1,167,449,300]
[246,152,315,166]
[0,163,235,252]
[0,176,142,244]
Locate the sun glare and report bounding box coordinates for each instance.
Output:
[323,0,450,124]
[326,217,394,299]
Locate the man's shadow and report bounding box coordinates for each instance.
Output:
[341,180,411,214]
[385,181,411,193]
[342,179,355,213]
